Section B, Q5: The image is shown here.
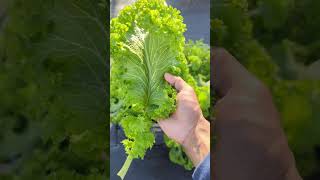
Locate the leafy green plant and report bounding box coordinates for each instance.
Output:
[110,0,210,179]
[185,40,210,117]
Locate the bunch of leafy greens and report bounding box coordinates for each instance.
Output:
[110,0,210,178]
[185,40,211,117]
[212,0,320,179]
[0,0,108,179]
[162,40,210,171]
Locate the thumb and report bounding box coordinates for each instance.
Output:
[164,73,189,92]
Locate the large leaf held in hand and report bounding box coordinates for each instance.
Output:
[116,27,178,179]
[123,27,176,118]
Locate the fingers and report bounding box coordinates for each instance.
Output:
[211,48,258,97]
[164,73,190,92]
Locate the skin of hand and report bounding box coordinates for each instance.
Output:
[212,48,302,180]
[158,73,210,166]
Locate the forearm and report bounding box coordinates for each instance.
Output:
[182,116,210,166]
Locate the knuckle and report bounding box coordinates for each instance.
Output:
[192,105,201,114]
[185,86,194,92]
[177,92,183,99]
[176,77,183,84]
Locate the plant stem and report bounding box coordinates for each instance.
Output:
[117,156,133,179]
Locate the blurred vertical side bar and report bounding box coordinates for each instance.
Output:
[107,0,111,179]
[0,0,109,179]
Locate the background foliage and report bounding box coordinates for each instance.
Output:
[0,0,108,179]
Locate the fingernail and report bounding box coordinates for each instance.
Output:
[164,73,171,80]
[164,73,174,83]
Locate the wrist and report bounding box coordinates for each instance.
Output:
[182,116,210,166]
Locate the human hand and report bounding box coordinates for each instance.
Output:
[212,48,302,180]
[158,73,210,166]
